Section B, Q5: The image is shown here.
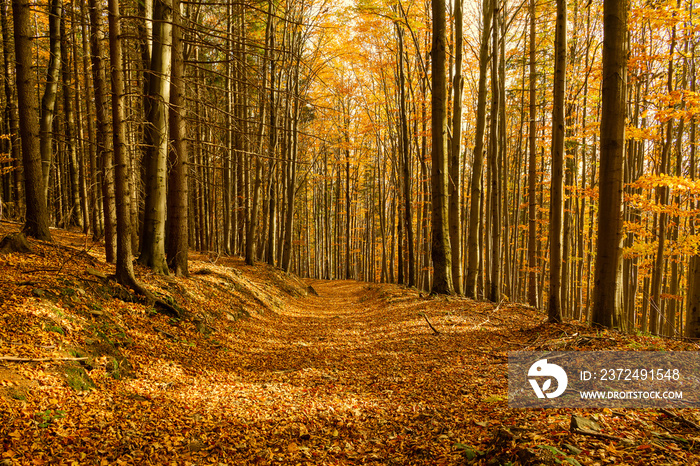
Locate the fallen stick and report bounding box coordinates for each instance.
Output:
[660,408,700,431]
[0,356,88,363]
[572,428,629,442]
[418,312,441,335]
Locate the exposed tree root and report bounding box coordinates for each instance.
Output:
[111,271,183,318]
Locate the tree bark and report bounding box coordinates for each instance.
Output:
[396,21,416,288]
[60,11,83,229]
[488,2,501,303]
[1,0,22,217]
[107,0,136,286]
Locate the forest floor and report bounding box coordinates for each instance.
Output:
[1,223,700,465]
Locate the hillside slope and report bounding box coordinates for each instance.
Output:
[1,224,699,465]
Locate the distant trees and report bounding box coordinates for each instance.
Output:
[4,0,700,335]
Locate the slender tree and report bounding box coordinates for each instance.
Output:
[88,0,116,262]
[2,0,22,217]
[107,0,136,286]
[166,0,188,277]
[449,0,464,294]
[396,19,416,287]
[548,0,566,323]
[465,0,492,298]
[60,10,83,228]
[139,0,172,274]
[39,0,62,203]
[527,0,539,308]
[488,1,501,303]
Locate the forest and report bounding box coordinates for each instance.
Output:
[3,0,700,463]
[0,0,700,340]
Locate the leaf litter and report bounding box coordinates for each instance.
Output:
[0,224,699,465]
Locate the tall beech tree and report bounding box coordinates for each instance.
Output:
[430,0,454,295]
[2,0,22,217]
[396,19,415,288]
[60,9,83,229]
[548,0,566,323]
[592,0,628,330]
[488,0,501,303]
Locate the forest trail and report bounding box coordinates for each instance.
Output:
[1,226,700,465]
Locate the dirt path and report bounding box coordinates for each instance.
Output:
[201,278,516,464]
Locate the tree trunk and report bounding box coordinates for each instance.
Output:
[281,27,301,272]
[139,0,172,275]
[166,0,188,277]
[60,12,83,229]
[465,0,492,298]
[107,0,137,287]
[449,0,464,294]
[12,0,51,240]
[548,0,566,323]
[79,0,100,237]
[1,0,22,218]
[650,27,676,335]
[396,21,416,288]
[527,0,538,307]
[88,0,116,261]
[246,0,273,266]
[591,0,628,330]
[430,0,454,295]
[39,0,62,203]
[488,2,501,303]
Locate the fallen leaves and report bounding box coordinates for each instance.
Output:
[1,226,700,464]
